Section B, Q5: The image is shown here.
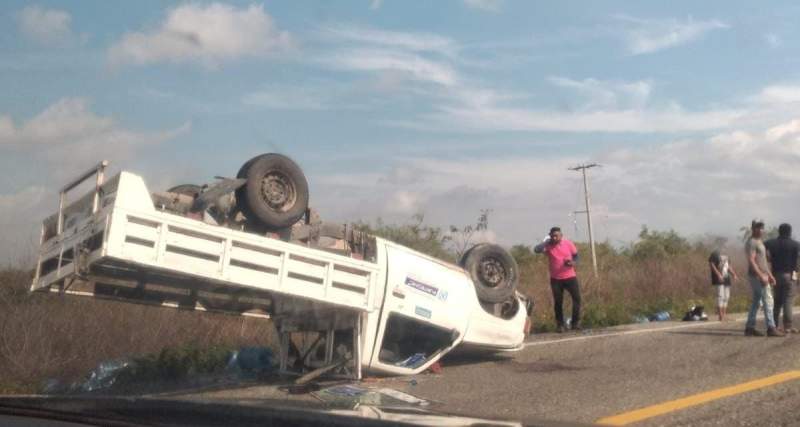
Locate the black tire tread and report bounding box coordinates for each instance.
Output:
[235,153,309,230]
[461,243,518,303]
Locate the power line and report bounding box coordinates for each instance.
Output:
[569,163,600,277]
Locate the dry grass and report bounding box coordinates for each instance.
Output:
[0,228,752,392]
[518,245,751,331]
[0,269,276,394]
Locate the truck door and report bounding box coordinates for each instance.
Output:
[368,243,471,374]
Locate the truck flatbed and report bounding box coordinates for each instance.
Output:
[32,171,382,317]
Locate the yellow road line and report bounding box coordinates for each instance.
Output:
[596,370,800,425]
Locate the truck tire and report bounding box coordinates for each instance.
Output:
[235,153,309,230]
[167,184,202,198]
[461,243,518,303]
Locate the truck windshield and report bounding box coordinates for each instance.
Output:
[378,314,455,368]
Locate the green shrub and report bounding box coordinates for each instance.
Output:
[356,214,455,262]
[117,345,233,385]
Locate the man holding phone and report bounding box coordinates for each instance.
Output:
[534,227,581,332]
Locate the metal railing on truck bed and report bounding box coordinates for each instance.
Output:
[31,165,381,317]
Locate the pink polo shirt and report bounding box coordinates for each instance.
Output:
[542,239,578,280]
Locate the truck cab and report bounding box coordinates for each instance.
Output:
[363,241,527,375]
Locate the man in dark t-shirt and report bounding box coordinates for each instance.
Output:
[765,223,800,333]
[708,250,739,321]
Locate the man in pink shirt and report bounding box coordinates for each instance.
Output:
[534,226,581,332]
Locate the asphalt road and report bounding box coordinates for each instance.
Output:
[180,314,800,426]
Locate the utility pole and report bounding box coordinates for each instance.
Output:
[569,163,600,277]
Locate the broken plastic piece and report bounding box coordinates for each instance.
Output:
[79,359,130,392]
[396,353,426,368]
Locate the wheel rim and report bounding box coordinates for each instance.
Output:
[479,257,507,288]
[259,171,297,212]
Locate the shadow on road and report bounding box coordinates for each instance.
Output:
[666,328,746,337]
[441,351,514,367]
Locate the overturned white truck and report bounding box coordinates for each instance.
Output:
[31,154,531,379]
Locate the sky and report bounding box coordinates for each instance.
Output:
[2,0,800,263]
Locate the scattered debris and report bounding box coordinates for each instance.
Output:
[41,379,63,394]
[395,353,426,368]
[282,382,322,395]
[378,387,429,405]
[312,384,429,408]
[427,361,443,375]
[295,359,350,385]
[79,359,131,392]
[649,311,671,322]
[54,346,275,394]
[682,305,709,321]
[226,347,275,376]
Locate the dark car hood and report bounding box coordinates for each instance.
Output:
[0,395,585,427]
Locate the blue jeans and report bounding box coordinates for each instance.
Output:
[746,275,776,329]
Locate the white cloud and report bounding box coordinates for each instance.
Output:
[766,119,800,142]
[108,3,292,67]
[17,5,79,46]
[756,84,800,104]
[326,49,458,86]
[425,100,742,133]
[320,25,456,57]
[314,22,740,134]
[0,98,189,262]
[464,0,502,12]
[595,120,800,234]
[0,186,48,264]
[764,33,782,48]
[311,116,800,248]
[316,24,461,89]
[0,186,47,215]
[242,86,329,110]
[0,98,189,175]
[616,15,728,55]
[369,0,383,10]
[548,76,652,110]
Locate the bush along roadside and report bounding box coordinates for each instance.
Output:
[530,293,753,333]
[116,345,234,386]
[41,345,276,394]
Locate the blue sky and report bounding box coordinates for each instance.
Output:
[2,0,800,262]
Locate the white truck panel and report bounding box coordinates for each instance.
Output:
[33,172,382,314]
[462,302,527,351]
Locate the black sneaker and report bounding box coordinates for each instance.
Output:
[745,328,764,336]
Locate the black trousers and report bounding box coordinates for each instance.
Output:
[773,273,795,328]
[550,276,581,327]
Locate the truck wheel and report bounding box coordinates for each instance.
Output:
[167,184,202,198]
[461,243,518,303]
[235,153,309,230]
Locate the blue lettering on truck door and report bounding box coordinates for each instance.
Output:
[404,276,448,301]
